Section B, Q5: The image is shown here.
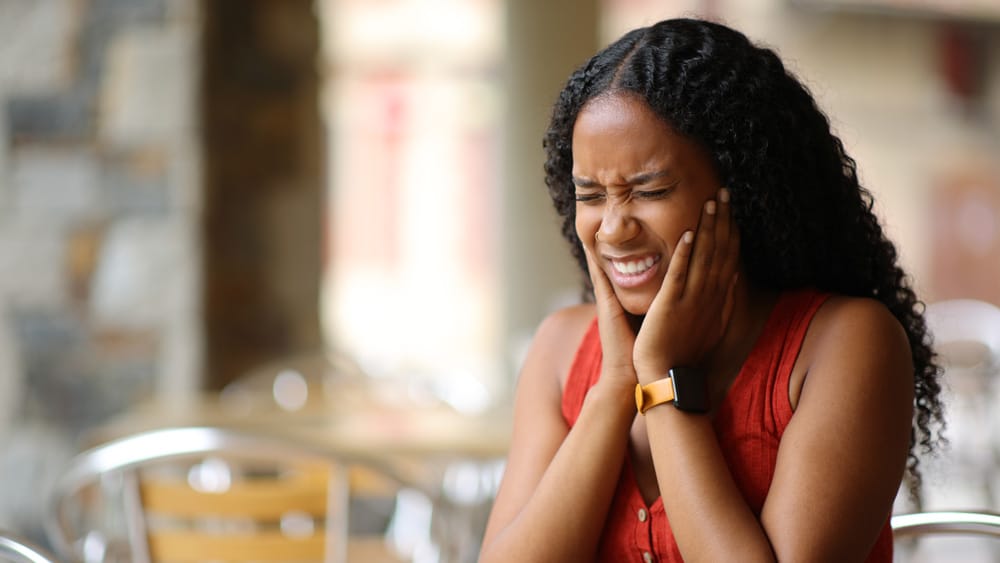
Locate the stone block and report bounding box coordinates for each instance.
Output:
[89,217,197,330]
[0,217,69,308]
[0,307,24,434]
[11,307,157,429]
[0,0,76,94]
[6,93,92,142]
[98,25,196,147]
[101,146,170,214]
[9,145,101,217]
[65,222,106,303]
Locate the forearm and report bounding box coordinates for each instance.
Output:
[644,406,776,562]
[480,381,635,563]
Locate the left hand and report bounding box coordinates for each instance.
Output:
[633,188,741,382]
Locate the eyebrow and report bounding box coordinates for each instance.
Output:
[572,168,675,188]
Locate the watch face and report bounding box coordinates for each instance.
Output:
[670,367,710,413]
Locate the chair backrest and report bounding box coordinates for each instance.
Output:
[0,530,59,563]
[925,299,1000,361]
[901,297,1000,563]
[925,299,1000,390]
[893,511,1000,562]
[899,299,1000,513]
[46,426,405,563]
[893,511,1000,539]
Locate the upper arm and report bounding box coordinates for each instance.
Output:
[761,297,914,561]
[481,306,594,546]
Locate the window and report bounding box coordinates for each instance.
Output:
[319,0,503,411]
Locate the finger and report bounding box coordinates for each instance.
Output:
[583,244,630,331]
[709,188,732,285]
[660,229,695,301]
[720,209,741,284]
[583,244,615,307]
[685,198,718,294]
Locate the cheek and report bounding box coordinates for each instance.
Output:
[575,210,598,245]
[654,202,703,240]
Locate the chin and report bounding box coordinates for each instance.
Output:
[616,293,652,317]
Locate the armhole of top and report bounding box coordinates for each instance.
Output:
[775,291,832,428]
[561,317,600,426]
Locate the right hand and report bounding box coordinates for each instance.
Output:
[632,189,740,380]
[583,244,640,392]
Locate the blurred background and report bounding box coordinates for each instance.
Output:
[0,0,999,558]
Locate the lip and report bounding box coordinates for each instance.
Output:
[604,253,662,289]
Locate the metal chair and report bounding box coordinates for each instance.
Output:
[0,531,58,563]
[219,354,495,562]
[893,511,1000,538]
[893,511,1000,562]
[901,299,1000,512]
[45,426,408,563]
[889,300,1000,560]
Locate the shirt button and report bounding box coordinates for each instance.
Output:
[637,508,648,522]
[643,551,654,563]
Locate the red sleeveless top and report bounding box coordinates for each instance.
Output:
[560,289,894,562]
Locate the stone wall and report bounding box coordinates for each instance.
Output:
[0,0,201,540]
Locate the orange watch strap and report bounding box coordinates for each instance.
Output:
[635,377,675,414]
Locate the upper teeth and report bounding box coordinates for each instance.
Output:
[612,256,657,275]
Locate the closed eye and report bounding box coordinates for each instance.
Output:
[575,193,605,203]
[634,188,671,200]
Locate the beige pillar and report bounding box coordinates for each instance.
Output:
[501,0,600,384]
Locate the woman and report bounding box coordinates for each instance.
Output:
[480,18,944,562]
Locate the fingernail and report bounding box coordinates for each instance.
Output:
[683,231,694,244]
[705,200,716,215]
[719,188,730,203]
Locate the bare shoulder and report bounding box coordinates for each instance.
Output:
[527,303,597,391]
[817,295,906,332]
[793,294,913,409]
[809,295,911,365]
[535,302,597,341]
[765,295,915,559]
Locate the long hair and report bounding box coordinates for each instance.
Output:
[543,18,943,494]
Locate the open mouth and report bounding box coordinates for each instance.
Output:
[611,256,658,275]
[607,254,661,289]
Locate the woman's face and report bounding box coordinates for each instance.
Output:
[572,93,723,315]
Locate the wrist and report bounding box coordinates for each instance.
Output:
[636,364,676,386]
[634,367,710,414]
[636,368,664,386]
[588,377,639,416]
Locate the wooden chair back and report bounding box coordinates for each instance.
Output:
[47,426,405,563]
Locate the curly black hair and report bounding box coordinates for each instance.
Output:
[543,18,943,497]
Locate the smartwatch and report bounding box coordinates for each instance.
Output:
[634,367,709,414]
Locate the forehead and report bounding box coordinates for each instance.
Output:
[571,93,704,179]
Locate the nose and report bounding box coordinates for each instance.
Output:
[596,200,639,244]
